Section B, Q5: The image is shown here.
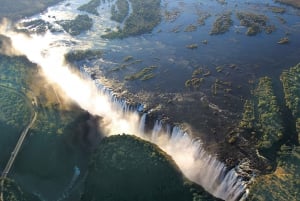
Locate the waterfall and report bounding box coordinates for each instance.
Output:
[151,120,163,142]
[4,29,249,201]
[80,66,248,201]
[138,113,147,134]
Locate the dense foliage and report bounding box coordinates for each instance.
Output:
[239,77,283,149]
[58,15,93,36]
[124,66,157,81]
[236,12,275,35]
[0,178,40,201]
[280,63,300,117]
[78,0,106,16]
[111,0,130,23]
[274,0,300,8]
[247,146,300,201]
[102,0,161,38]
[64,49,102,63]
[81,135,220,201]
[254,77,283,148]
[280,63,300,143]
[210,12,233,35]
[0,53,87,199]
[245,64,300,200]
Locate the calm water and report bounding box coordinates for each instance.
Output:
[7,0,300,200]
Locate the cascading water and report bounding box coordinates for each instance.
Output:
[81,62,249,201]
[1,26,249,201]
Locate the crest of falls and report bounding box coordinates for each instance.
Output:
[81,67,249,201]
[4,30,249,201]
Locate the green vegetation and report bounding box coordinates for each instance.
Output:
[254,77,283,149]
[102,0,161,39]
[185,68,206,90]
[186,44,198,49]
[0,178,41,201]
[185,78,204,89]
[197,12,211,26]
[81,135,220,201]
[195,8,211,26]
[78,0,107,16]
[280,63,300,141]
[110,59,143,72]
[210,12,233,35]
[247,146,300,201]
[184,24,197,32]
[0,86,33,130]
[78,0,100,15]
[0,86,33,171]
[111,0,130,23]
[123,55,134,62]
[236,12,275,36]
[297,119,300,142]
[239,77,283,149]
[18,19,53,34]
[268,6,286,13]
[0,0,62,21]
[280,64,300,116]
[277,37,289,44]
[211,79,232,96]
[239,100,255,129]
[64,49,102,63]
[0,54,36,171]
[274,0,300,9]
[0,55,35,92]
[125,66,157,81]
[164,9,181,22]
[0,52,87,199]
[184,67,213,90]
[58,15,93,36]
[240,64,300,200]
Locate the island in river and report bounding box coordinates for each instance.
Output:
[0,0,300,200]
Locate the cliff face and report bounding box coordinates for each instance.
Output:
[81,134,221,201]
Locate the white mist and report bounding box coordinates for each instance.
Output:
[1,27,247,200]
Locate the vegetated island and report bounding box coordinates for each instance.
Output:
[248,64,300,201]
[17,19,55,35]
[64,49,103,64]
[210,12,233,35]
[274,0,300,9]
[78,0,109,16]
[124,66,157,81]
[101,0,162,39]
[81,134,221,201]
[240,77,283,150]
[58,15,93,36]
[111,0,130,23]
[233,63,300,200]
[280,63,300,140]
[236,12,276,36]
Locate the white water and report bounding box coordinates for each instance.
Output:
[1,5,248,199]
[81,62,249,201]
